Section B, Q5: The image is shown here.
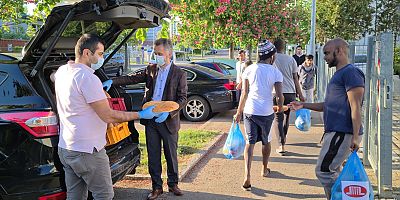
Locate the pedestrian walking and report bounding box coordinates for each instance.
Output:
[112,38,188,200]
[289,38,364,199]
[293,45,306,66]
[272,38,305,155]
[234,39,284,191]
[235,50,247,99]
[298,55,317,103]
[55,34,157,200]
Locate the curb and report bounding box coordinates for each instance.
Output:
[123,114,229,181]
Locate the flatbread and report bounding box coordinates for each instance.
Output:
[142,101,179,113]
[273,105,289,112]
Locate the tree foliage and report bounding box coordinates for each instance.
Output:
[316,0,373,41]
[375,0,400,40]
[170,0,311,49]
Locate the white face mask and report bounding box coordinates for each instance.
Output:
[155,55,165,67]
[91,57,104,71]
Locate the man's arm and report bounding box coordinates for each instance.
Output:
[170,72,188,118]
[111,65,150,86]
[234,79,249,123]
[302,102,324,112]
[293,73,305,101]
[347,87,364,150]
[89,99,140,123]
[274,82,284,112]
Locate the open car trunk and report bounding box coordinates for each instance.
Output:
[18,0,170,179]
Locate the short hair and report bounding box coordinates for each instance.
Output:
[274,38,285,51]
[154,38,173,52]
[238,49,246,55]
[75,34,104,57]
[306,54,314,60]
[296,45,302,49]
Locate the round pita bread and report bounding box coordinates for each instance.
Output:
[142,101,179,113]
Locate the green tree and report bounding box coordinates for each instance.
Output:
[316,0,373,42]
[375,0,400,41]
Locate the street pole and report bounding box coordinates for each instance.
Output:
[310,0,316,57]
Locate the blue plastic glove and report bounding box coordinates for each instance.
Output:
[138,106,156,119]
[155,112,169,123]
[102,80,113,92]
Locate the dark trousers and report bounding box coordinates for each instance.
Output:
[273,93,297,145]
[145,119,179,190]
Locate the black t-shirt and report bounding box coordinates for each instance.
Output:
[293,54,306,66]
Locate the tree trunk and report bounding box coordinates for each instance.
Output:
[229,42,234,59]
[247,44,252,62]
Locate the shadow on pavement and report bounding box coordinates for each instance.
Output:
[209,153,319,165]
[114,187,256,200]
[250,187,327,199]
[267,171,322,187]
[286,142,321,148]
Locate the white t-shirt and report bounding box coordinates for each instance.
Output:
[242,63,283,116]
[236,61,245,81]
[55,61,107,153]
[273,53,298,93]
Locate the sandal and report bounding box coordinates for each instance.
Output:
[262,168,271,177]
[242,184,252,191]
[276,148,286,156]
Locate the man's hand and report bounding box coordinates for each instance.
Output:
[277,105,284,113]
[102,80,113,92]
[138,106,156,119]
[233,111,242,123]
[155,112,169,123]
[236,82,242,90]
[299,94,305,102]
[288,101,303,111]
[350,135,360,152]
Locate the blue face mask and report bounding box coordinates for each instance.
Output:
[91,57,104,71]
[155,55,165,67]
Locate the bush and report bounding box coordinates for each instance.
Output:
[394,46,400,76]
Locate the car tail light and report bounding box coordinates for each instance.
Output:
[224,81,236,90]
[38,191,66,200]
[0,111,59,138]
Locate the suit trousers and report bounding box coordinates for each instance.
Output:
[145,119,179,190]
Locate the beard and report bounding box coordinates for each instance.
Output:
[327,51,338,68]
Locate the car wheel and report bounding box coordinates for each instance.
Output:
[183,96,210,122]
[117,67,123,76]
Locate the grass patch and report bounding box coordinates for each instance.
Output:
[136,129,219,175]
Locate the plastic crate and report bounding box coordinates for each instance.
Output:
[106,122,131,146]
[108,98,126,111]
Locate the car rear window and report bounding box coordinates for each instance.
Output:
[179,64,225,79]
[62,21,113,37]
[0,65,49,111]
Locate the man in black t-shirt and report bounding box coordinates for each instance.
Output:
[293,45,305,66]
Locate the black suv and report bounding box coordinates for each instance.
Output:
[103,53,125,77]
[0,0,170,199]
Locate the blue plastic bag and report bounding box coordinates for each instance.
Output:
[223,122,245,159]
[295,108,311,131]
[330,151,373,200]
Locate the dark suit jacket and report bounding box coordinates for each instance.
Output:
[112,63,188,134]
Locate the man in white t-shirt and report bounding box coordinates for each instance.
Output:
[55,34,158,199]
[272,38,305,155]
[235,50,246,102]
[234,40,284,191]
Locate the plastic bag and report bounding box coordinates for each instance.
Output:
[330,151,373,200]
[295,108,311,131]
[223,122,245,159]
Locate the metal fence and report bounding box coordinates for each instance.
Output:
[315,32,394,198]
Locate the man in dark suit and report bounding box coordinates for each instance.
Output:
[112,38,187,200]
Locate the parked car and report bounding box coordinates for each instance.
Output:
[121,64,237,122]
[190,61,232,76]
[204,58,237,76]
[0,0,170,199]
[103,53,124,77]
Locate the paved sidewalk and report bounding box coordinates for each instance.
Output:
[115,111,327,199]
